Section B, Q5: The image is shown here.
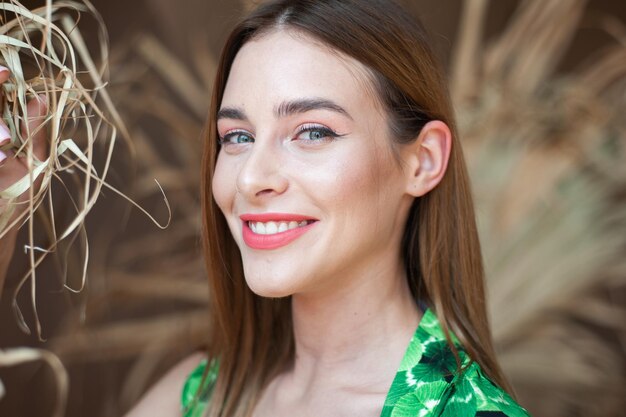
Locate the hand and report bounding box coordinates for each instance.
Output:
[0,65,49,292]
[0,65,49,231]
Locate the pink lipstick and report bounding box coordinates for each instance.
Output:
[240,213,318,250]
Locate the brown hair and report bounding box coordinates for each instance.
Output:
[201,1,512,415]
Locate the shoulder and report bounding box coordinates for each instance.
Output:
[436,362,531,417]
[385,360,529,417]
[123,352,206,417]
[181,356,220,416]
[383,309,530,417]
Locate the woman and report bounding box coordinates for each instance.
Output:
[129,0,531,416]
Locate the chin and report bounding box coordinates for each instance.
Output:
[243,272,297,299]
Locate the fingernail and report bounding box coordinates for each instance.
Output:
[0,123,10,141]
[0,65,8,74]
[0,137,10,147]
[0,150,6,163]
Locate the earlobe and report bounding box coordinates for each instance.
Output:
[404,120,452,197]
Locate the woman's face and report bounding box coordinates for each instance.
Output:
[212,30,415,298]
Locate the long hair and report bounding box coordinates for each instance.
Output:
[201,1,512,415]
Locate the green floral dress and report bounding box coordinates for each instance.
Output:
[181,309,530,417]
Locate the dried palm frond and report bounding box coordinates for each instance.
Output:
[0,0,129,338]
[0,1,171,415]
[49,31,213,410]
[450,0,626,414]
[0,347,67,417]
[0,1,120,412]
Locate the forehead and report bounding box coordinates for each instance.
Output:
[221,29,379,114]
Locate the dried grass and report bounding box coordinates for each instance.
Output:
[451,0,626,414]
[0,0,169,414]
[0,347,67,417]
[0,0,124,337]
[47,31,212,410]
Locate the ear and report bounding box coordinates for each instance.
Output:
[402,120,452,197]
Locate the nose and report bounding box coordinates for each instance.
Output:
[236,139,288,200]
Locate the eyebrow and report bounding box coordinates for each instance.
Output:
[216,107,246,121]
[275,98,353,120]
[217,98,353,121]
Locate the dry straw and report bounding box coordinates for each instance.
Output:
[0,0,169,415]
[0,0,117,337]
[0,0,170,337]
[0,347,67,417]
[49,27,213,411]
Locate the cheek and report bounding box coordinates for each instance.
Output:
[299,145,385,215]
[317,145,403,235]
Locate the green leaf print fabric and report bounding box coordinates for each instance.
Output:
[181,358,219,417]
[181,309,530,417]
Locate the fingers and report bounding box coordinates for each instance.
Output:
[0,63,49,162]
[0,65,9,85]
[0,64,49,164]
[0,121,9,164]
[0,65,10,164]
[23,94,48,162]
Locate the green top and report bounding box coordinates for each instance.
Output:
[181,309,530,417]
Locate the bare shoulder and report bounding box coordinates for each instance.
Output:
[123,351,206,417]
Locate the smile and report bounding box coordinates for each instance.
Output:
[240,213,318,250]
[248,220,312,235]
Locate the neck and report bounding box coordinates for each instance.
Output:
[288,256,420,388]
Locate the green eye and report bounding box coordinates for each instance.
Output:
[220,131,254,145]
[307,130,325,140]
[296,125,339,142]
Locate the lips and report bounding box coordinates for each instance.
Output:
[239,213,318,250]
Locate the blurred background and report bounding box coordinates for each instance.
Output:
[0,0,625,416]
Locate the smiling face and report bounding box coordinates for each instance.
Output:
[212,29,415,298]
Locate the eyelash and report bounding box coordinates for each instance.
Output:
[218,129,254,146]
[295,123,342,143]
[218,124,342,146]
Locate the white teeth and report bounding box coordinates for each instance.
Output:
[249,220,312,235]
[266,221,278,234]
